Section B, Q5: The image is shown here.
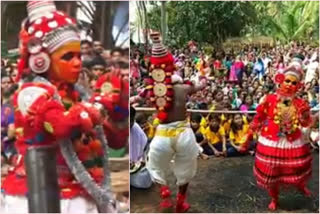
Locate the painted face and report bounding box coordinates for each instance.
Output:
[280,74,299,95]
[50,41,81,84]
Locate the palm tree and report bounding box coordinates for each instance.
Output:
[253,1,319,42]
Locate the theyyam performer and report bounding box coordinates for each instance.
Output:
[246,57,314,210]
[0,1,123,213]
[130,32,207,212]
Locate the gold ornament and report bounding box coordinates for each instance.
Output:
[156,97,167,107]
[151,69,166,82]
[153,83,167,97]
[101,82,113,93]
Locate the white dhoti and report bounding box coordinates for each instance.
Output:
[146,121,199,186]
[0,194,98,214]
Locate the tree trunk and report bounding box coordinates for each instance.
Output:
[161,1,167,42]
[1,1,27,49]
[55,1,77,18]
[100,1,107,46]
[104,1,115,49]
[92,1,114,49]
[142,1,149,47]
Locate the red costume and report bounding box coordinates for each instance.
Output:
[139,32,199,213]
[248,58,313,210]
[1,1,125,213]
[91,70,129,150]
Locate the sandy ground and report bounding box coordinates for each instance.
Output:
[130,152,319,213]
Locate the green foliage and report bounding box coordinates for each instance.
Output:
[138,1,319,47]
[147,1,257,47]
[250,1,319,43]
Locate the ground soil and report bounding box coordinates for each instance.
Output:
[130,152,319,213]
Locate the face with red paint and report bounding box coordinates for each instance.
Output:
[279,74,299,96]
[50,41,81,84]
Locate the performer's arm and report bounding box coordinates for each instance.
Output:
[249,96,268,133]
[37,101,95,138]
[130,88,147,104]
[295,99,312,127]
[17,86,95,140]
[188,76,207,94]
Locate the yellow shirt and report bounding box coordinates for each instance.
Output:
[197,126,207,135]
[223,119,232,134]
[200,117,207,128]
[229,124,249,146]
[242,115,248,125]
[205,126,225,145]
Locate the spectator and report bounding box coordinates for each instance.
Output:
[81,40,94,62]
[89,55,107,78]
[228,114,254,156]
[93,40,104,55]
[111,47,124,62]
[204,114,227,156]
[130,106,152,189]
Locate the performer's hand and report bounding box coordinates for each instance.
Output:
[82,102,104,125]
[68,104,94,132]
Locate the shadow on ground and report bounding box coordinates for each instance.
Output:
[130,153,319,213]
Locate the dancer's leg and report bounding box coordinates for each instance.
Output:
[146,135,175,211]
[176,183,190,213]
[158,184,174,211]
[296,182,312,197]
[267,185,279,210]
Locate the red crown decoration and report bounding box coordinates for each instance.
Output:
[144,32,175,122]
[17,0,80,80]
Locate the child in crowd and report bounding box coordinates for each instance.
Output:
[204,114,227,156]
[228,114,255,156]
[190,113,210,159]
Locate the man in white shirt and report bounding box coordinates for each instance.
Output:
[130,107,152,189]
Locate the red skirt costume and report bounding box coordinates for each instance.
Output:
[251,93,312,190]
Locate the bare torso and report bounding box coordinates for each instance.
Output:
[165,84,191,123]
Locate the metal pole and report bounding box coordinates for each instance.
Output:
[134,107,319,114]
[25,145,61,213]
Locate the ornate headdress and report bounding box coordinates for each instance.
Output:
[274,57,304,84]
[18,0,80,80]
[144,32,175,122]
